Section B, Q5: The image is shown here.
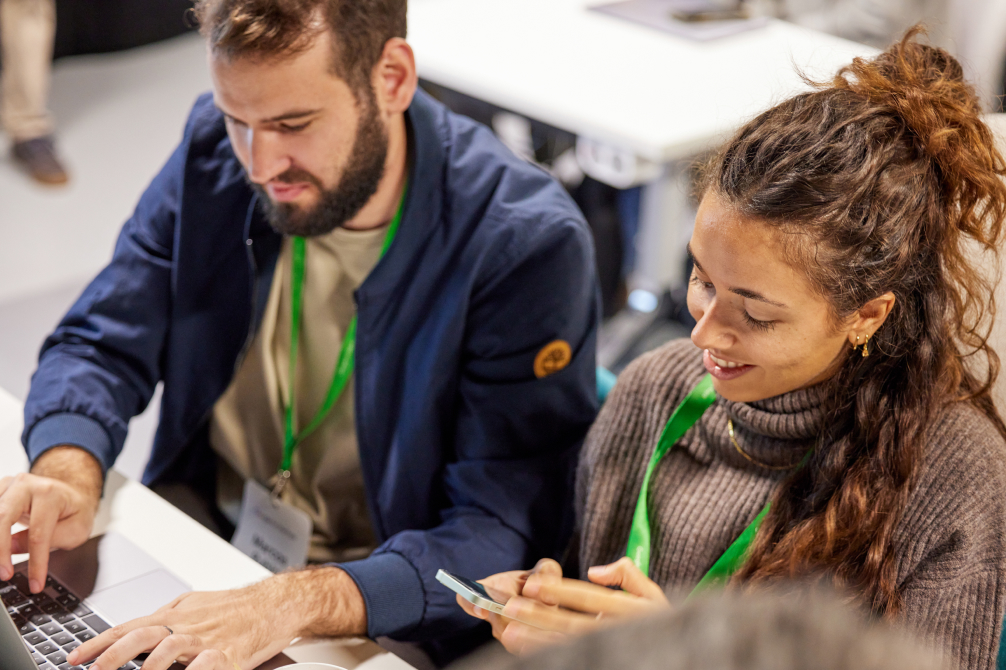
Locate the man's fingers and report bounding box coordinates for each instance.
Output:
[186,648,231,670]
[0,481,31,581]
[87,625,169,670]
[499,620,565,656]
[68,616,154,665]
[502,595,598,635]
[140,631,204,670]
[26,497,60,593]
[587,557,668,603]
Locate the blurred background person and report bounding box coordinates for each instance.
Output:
[451,588,950,670]
[1,0,68,184]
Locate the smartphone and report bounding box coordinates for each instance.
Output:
[436,569,507,615]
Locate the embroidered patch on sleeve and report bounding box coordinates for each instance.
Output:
[534,340,573,379]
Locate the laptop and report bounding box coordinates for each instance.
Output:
[1,531,190,670]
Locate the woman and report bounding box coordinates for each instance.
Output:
[459,29,1006,668]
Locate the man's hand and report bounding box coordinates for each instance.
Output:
[67,566,367,670]
[0,446,103,592]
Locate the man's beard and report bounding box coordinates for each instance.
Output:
[254,94,389,237]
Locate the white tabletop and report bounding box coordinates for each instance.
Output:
[0,386,413,670]
[409,0,876,162]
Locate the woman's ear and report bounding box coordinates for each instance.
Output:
[845,292,896,346]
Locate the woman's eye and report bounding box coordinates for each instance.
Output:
[689,274,714,291]
[743,311,776,331]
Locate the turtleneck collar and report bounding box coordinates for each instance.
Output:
[687,383,827,472]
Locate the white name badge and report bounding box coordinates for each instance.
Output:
[231,479,312,573]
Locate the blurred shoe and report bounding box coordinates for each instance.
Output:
[12,135,69,185]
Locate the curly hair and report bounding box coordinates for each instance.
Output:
[703,27,1006,614]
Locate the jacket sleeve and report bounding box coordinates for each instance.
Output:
[21,132,188,473]
[339,211,600,641]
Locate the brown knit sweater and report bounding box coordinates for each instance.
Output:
[576,339,1006,669]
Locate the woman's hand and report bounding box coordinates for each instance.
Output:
[458,557,670,656]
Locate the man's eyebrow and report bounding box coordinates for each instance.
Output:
[687,244,788,308]
[263,109,322,123]
[214,105,321,125]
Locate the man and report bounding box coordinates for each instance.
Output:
[2,0,69,184]
[0,0,598,666]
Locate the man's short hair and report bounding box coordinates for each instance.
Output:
[193,0,407,93]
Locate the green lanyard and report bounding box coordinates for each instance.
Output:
[625,374,771,596]
[275,186,408,495]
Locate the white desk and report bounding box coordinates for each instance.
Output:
[408,0,877,291]
[0,386,413,670]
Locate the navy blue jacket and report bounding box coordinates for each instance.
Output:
[23,89,599,653]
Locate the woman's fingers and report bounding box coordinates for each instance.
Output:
[587,557,669,604]
[523,573,647,616]
[499,620,566,656]
[529,558,563,578]
[479,569,530,604]
[503,595,600,635]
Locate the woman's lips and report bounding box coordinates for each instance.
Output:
[267,182,310,202]
[703,349,755,381]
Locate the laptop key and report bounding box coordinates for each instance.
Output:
[56,594,80,609]
[54,611,76,624]
[31,652,46,665]
[46,651,68,666]
[19,620,37,635]
[2,587,28,607]
[72,604,92,618]
[41,601,64,615]
[46,577,67,594]
[12,573,32,595]
[52,632,74,646]
[75,630,96,643]
[36,641,60,655]
[24,631,47,645]
[41,621,63,635]
[82,614,110,634]
[64,620,86,634]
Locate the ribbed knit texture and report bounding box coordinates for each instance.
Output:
[576,338,1006,669]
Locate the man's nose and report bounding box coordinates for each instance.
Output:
[246,130,290,185]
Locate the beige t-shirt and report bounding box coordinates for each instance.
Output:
[210,225,387,563]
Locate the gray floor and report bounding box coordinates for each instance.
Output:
[0,33,209,480]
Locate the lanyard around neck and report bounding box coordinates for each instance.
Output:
[624,373,772,596]
[276,186,408,495]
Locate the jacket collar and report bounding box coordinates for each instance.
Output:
[358,88,447,296]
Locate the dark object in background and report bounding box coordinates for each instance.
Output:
[53,0,194,59]
[421,81,628,318]
[569,177,625,318]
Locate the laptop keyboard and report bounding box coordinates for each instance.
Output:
[1,571,138,670]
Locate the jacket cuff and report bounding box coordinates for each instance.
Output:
[338,551,426,638]
[26,413,112,475]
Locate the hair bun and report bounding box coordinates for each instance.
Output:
[832,26,991,175]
